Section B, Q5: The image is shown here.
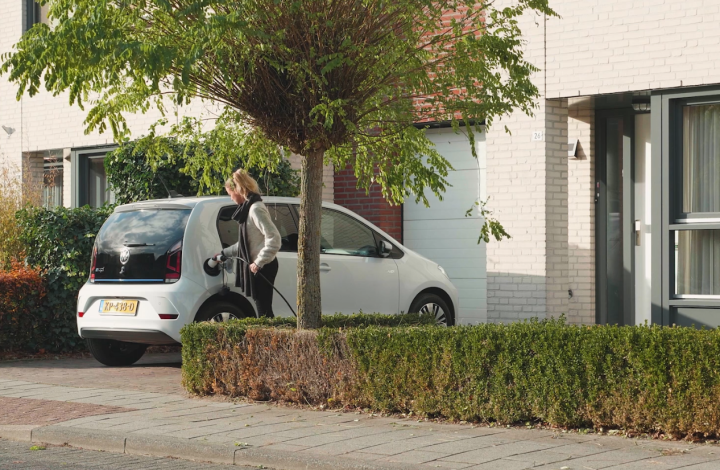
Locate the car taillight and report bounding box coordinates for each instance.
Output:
[78,312,85,318]
[158,314,179,320]
[165,240,182,283]
[90,245,97,282]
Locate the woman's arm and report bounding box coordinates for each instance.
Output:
[251,205,281,268]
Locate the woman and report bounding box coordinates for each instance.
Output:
[221,170,281,318]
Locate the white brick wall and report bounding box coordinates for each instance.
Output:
[545,0,720,98]
[1,5,331,203]
[567,101,595,324]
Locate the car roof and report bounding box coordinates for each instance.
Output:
[112,195,403,248]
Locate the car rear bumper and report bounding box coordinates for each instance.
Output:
[77,279,211,343]
[80,328,178,345]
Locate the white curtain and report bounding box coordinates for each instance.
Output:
[677,104,720,295]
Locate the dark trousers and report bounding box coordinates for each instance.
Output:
[254,258,278,318]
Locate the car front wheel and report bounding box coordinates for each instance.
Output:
[87,339,147,367]
[409,293,453,326]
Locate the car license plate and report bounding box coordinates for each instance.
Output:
[99,299,138,315]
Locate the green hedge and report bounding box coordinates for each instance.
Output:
[180,313,434,396]
[15,205,113,352]
[182,318,720,438]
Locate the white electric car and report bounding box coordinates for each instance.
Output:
[77,196,459,366]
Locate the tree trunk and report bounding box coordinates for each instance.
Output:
[297,150,324,329]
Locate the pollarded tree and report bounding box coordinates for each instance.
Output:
[2,0,554,328]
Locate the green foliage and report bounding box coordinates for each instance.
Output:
[107,137,300,202]
[1,0,554,205]
[182,319,720,438]
[14,205,113,352]
[106,138,300,204]
[180,313,434,394]
[465,197,511,244]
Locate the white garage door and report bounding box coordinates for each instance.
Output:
[403,127,487,324]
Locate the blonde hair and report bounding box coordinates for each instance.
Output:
[225,169,260,197]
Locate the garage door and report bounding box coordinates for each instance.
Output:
[403,128,487,324]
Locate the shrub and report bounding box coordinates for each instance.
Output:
[0,263,46,351]
[15,205,114,352]
[0,157,45,269]
[182,318,720,439]
[106,140,300,204]
[180,313,433,396]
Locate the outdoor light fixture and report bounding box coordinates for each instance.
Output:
[631,99,651,112]
[568,138,579,158]
[1,125,15,135]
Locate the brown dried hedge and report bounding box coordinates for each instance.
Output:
[181,316,720,439]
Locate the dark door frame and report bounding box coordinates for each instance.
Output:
[595,109,636,326]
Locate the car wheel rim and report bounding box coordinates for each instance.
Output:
[419,303,447,326]
[210,312,239,323]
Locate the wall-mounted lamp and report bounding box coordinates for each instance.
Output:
[1,125,15,136]
[631,100,651,112]
[568,138,579,158]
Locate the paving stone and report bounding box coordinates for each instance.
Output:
[380,450,448,464]
[465,459,534,470]
[362,434,471,456]
[424,435,519,454]
[439,440,561,465]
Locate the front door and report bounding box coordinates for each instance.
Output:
[596,113,635,325]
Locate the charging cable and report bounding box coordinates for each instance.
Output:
[207,254,297,317]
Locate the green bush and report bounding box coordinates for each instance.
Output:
[15,205,113,352]
[182,318,720,439]
[180,313,433,395]
[106,140,300,204]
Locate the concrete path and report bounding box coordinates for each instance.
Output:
[0,438,238,470]
[1,354,718,470]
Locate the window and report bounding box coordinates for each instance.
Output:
[681,104,720,216]
[72,147,116,208]
[24,0,49,32]
[671,101,720,299]
[42,159,63,208]
[217,203,299,252]
[320,209,378,257]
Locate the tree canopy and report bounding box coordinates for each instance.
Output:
[2,0,555,327]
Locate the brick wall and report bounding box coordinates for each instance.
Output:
[567,100,595,324]
[546,1,720,98]
[333,164,402,242]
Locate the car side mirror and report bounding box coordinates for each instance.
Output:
[379,240,393,257]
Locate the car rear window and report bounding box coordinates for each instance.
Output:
[93,209,191,282]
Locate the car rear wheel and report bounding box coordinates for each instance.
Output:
[409,293,453,326]
[87,339,148,367]
[196,301,251,323]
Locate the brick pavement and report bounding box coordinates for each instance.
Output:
[0,397,131,426]
[1,354,719,470]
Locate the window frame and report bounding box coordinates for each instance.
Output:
[71,146,117,208]
[289,205,404,259]
[216,203,301,253]
[660,88,720,316]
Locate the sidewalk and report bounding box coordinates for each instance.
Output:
[1,355,718,470]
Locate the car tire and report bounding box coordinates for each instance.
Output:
[409,293,454,326]
[195,301,251,323]
[86,339,148,367]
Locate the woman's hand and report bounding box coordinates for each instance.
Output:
[249,263,260,274]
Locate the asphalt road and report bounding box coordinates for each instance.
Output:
[0,439,262,470]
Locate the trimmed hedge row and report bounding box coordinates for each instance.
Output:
[181,313,434,397]
[0,263,47,351]
[181,317,720,438]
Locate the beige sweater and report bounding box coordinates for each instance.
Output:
[221,202,281,268]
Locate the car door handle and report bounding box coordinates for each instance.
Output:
[320,263,331,272]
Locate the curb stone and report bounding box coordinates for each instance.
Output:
[5,424,421,470]
[0,425,36,443]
